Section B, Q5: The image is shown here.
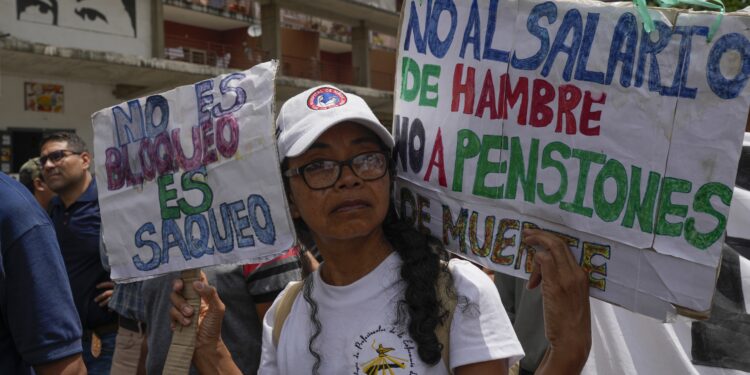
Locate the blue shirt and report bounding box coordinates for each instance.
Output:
[49,178,116,329]
[0,173,82,374]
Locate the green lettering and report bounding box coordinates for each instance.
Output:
[505,137,539,202]
[621,166,660,233]
[655,177,691,237]
[593,158,628,222]
[472,135,503,198]
[158,174,180,220]
[419,64,441,107]
[559,149,605,217]
[537,141,570,204]
[400,57,420,102]
[177,169,214,216]
[453,129,481,192]
[684,182,732,250]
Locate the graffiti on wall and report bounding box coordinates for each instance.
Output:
[16,0,137,37]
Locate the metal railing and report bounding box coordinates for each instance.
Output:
[163,0,256,18]
[164,36,235,68]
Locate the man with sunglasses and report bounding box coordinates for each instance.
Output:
[40,132,117,374]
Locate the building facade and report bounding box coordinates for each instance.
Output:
[0,0,398,174]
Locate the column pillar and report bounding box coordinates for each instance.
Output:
[351,21,371,87]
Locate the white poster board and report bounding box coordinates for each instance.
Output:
[92,61,294,281]
[395,0,750,319]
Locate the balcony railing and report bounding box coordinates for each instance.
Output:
[164,36,235,68]
[163,0,256,19]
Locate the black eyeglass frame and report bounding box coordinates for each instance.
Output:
[282,151,389,190]
[40,149,82,165]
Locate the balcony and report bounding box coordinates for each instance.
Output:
[281,55,357,86]
[163,0,257,21]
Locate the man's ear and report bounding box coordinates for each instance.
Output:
[80,151,91,170]
[33,177,46,192]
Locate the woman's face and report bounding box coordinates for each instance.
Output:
[286,122,391,244]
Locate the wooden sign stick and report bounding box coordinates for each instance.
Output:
[163,268,202,374]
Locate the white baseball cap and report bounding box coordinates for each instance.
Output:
[276,85,394,159]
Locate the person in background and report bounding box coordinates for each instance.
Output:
[41,131,117,374]
[18,156,55,211]
[170,85,591,374]
[100,237,148,375]
[141,247,303,374]
[108,280,147,375]
[0,172,86,375]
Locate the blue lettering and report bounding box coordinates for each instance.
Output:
[113,100,145,147]
[635,21,671,92]
[209,203,235,253]
[211,73,247,117]
[228,200,255,248]
[195,80,213,125]
[605,13,637,87]
[482,0,510,63]
[427,0,458,58]
[542,9,583,81]
[161,219,190,264]
[404,0,431,54]
[185,213,212,258]
[574,13,604,84]
[145,95,169,138]
[707,32,750,99]
[460,0,481,60]
[247,194,276,245]
[133,222,161,271]
[512,1,557,71]
[674,26,708,99]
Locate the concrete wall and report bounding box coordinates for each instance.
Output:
[281,28,319,79]
[1,0,152,57]
[0,73,121,152]
[370,49,396,91]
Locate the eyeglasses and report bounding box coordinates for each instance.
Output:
[40,150,81,165]
[283,151,389,190]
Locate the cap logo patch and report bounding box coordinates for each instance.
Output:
[307,87,347,110]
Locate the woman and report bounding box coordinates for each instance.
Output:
[171,85,591,374]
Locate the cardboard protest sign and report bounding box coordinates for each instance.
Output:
[394,0,750,318]
[92,61,294,281]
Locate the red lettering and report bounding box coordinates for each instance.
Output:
[475,70,499,119]
[423,128,447,187]
[452,64,475,114]
[105,147,124,191]
[499,74,529,125]
[556,84,583,134]
[581,91,606,136]
[138,138,156,181]
[201,120,218,165]
[529,79,555,127]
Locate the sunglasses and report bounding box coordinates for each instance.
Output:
[40,149,81,165]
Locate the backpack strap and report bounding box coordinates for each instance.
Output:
[272,281,304,347]
[435,261,457,374]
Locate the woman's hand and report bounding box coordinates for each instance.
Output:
[525,228,591,374]
[170,273,240,373]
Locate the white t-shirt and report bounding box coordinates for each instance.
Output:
[259,252,524,374]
